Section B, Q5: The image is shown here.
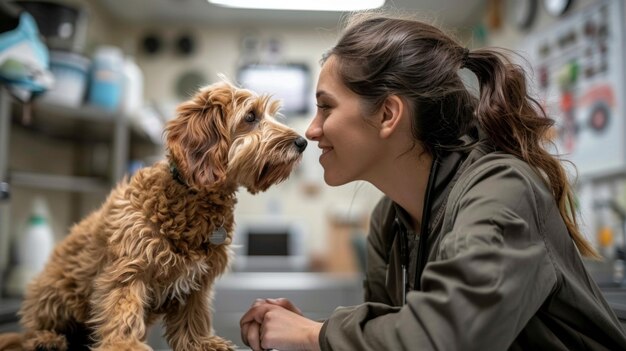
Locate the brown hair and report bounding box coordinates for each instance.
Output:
[326,12,598,258]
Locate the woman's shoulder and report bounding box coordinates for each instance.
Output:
[446,151,556,224]
[458,151,549,194]
[439,151,560,255]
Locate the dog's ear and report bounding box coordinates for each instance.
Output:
[164,86,231,189]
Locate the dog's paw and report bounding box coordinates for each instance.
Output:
[93,341,153,351]
[22,330,68,351]
[191,336,236,351]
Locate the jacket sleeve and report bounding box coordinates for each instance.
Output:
[319,162,558,351]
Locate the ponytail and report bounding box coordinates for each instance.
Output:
[463,49,600,259]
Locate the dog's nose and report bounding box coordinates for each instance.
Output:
[294,137,307,152]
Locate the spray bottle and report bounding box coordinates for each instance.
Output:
[5,196,55,296]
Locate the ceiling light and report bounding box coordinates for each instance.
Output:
[208,0,386,12]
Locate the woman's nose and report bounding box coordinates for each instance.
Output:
[305,116,322,140]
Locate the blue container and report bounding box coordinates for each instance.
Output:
[88,46,123,111]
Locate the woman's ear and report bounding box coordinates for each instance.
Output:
[379,95,405,139]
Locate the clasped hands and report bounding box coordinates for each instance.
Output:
[239,298,323,351]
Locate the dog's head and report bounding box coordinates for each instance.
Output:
[165,80,307,193]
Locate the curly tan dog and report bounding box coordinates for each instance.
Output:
[0,80,307,351]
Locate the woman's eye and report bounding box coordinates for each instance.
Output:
[316,104,330,111]
[244,112,257,123]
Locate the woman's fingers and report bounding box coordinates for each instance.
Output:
[240,303,273,325]
[241,320,251,346]
[265,298,303,315]
[251,298,266,308]
[241,321,262,351]
[240,299,307,350]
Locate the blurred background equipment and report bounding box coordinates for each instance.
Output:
[237,63,310,116]
[39,50,89,108]
[232,217,308,272]
[0,1,53,103]
[521,0,625,178]
[10,0,88,53]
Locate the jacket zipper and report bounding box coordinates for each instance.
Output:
[395,217,408,305]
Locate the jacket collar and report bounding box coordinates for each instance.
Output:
[393,132,495,236]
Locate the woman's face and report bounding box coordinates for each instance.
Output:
[305,56,384,186]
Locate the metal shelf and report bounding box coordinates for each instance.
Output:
[11,101,153,145]
[34,100,119,121]
[0,87,131,209]
[9,171,110,193]
[0,88,138,295]
[10,100,129,181]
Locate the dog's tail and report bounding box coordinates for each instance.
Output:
[0,332,23,351]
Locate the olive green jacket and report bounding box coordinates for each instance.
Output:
[319,142,626,350]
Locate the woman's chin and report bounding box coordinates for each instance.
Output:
[323,173,350,187]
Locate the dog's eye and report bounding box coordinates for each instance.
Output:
[244,112,257,123]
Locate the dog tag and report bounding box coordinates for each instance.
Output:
[210,226,227,245]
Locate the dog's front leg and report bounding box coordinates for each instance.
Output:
[89,263,152,351]
[163,280,234,351]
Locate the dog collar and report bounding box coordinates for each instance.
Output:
[169,162,187,187]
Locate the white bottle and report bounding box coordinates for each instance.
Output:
[5,197,55,296]
[121,55,144,117]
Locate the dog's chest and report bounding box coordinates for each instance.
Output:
[162,260,210,304]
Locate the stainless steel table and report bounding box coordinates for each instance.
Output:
[147,271,364,349]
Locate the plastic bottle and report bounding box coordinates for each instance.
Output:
[121,55,144,117]
[5,196,55,296]
[88,45,124,111]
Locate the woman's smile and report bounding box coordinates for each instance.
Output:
[318,147,332,167]
[319,145,333,157]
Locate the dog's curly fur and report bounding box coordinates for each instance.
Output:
[0,81,306,351]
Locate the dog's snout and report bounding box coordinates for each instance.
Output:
[294,137,307,152]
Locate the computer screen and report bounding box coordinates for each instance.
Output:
[237,63,311,116]
[247,231,290,256]
[233,219,307,272]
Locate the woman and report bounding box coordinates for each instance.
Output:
[240,12,626,351]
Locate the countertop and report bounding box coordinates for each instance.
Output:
[1,288,626,321]
[0,298,20,324]
[1,281,625,337]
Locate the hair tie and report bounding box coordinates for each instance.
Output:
[460,48,470,68]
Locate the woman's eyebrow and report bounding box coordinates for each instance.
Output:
[316,91,338,104]
[316,91,330,99]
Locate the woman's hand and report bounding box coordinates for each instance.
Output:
[241,298,298,350]
[240,298,322,351]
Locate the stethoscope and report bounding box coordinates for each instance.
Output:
[397,155,440,305]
